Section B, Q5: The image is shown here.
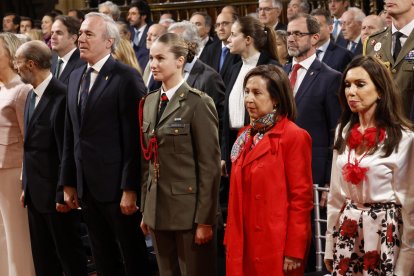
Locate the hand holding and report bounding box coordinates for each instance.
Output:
[283,256,302,273]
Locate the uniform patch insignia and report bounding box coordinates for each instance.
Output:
[374,42,382,52]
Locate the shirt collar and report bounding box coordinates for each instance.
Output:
[184,56,197,73]
[33,73,53,98]
[293,53,316,70]
[242,51,260,65]
[161,79,185,100]
[392,19,414,37]
[59,47,77,63]
[135,24,147,34]
[88,54,111,73]
[318,39,330,52]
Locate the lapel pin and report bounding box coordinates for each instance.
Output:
[105,76,109,80]
[374,42,382,52]
[310,72,314,76]
[180,93,184,98]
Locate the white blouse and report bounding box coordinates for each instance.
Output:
[325,127,414,275]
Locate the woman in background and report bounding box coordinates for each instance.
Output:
[0,33,35,276]
[112,38,142,75]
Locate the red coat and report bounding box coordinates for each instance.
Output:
[224,117,314,276]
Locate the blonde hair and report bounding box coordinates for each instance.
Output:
[0,32,24,70]
[112,38,142,74]
[25,29,43,41]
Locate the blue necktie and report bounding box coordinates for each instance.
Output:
[133,30,140,47]
[332,20,340,40]
[219,47,229,71]
[350,41,357,53]
[78,67,93,122]
[27,90,37,121]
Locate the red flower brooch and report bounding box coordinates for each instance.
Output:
[342,124,385,185]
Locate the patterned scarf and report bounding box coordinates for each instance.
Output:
[230,111,277,163]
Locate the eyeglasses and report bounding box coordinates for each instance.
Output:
[286,31,314,39]
[214,21,232,28]
[256,7,277,13]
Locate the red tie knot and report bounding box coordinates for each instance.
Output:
[161,93,169,102]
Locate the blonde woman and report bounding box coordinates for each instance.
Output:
[0,33,35,276]
[113,38,142,75]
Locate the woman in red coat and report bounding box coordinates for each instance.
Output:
[225,64,314,276]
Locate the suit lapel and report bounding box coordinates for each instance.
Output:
[157,82,189,126]
[322,42,335,63]
[82,57,115,123]
[395,29,414,66]
[295,60,322,105]
[59,49,80,82]
[185,60,202,87]
[68,65,85,127]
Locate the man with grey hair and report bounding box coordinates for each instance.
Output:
[168,20,225,131]
[360,14,386,42]
[15,40,88,276]
[287,0,310,22]
[60,12,150,275]
[340,7,366,55]
[98,1,121,21]
[258,0,286,30]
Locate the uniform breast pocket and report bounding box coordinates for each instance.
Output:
[166,123,192,153]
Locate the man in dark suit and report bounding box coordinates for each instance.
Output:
[258,0,287,31]
[16,40,87,276]
[60,12,150,276]
[127,1,152,71]
[328,0,349,42]
[285,13,341,271]
[312,9,353,72]
[203,12,241,86]
[340,7,366,55]
[50,15,85,85]
[190,11,215,62]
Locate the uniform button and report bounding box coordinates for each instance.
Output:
[151,129,155,134]
[188,186,193,192]
[174,129,179,134]
[255,194,262,200]
[391,69,397,73]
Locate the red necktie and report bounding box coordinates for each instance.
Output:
[289,63,302,90]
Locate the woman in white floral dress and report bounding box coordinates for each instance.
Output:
[324,56,414,275]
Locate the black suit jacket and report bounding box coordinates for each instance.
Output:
[131,24,151,71]
[221,52,281,168]
[202,40,241,86]
[198,36,215,64]
[321,41,354,72]
[284,59,341,185]
[51,49,86,85]
[336,36,363,56]
[275,21,287,31]
[60,57,145,202]
[23,77,66,213]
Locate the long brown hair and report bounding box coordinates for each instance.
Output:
[334,56,413,157]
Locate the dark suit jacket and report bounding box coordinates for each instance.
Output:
[275,21,287,31]
[198,36,215,64]
[60,56,146,202]
[23,78,66,213]
[336,36,363,56]
[284,59,341,185]
[51,49,86,86]
[322,41,354,72]
[335,32,348,48]
[221,52,281,168]
[131,24,151,71]
[186,59,225,131]
[202,40,241,86]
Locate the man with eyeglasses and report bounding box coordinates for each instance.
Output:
[365,0,414,123]
[284,13,341,272]
[258,0,286,31]
[328,0,349,44]
[203,12,241,84]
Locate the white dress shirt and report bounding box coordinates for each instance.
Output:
[391,19,414,56]
[160,79,185,101]
[33,73,53,107]
[326,125,414,275]
[228,52,260,129]
[290,54,316,96]
[57,47,77,76]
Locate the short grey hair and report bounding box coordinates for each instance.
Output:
[85,12,120,52]
[347,7,366,23]
[98,1,121,20]
[168,20,201,54]
[259,0,282,10]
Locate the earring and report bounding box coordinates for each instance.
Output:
[273,104,277,112]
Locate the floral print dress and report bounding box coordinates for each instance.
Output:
[325,127,414,276]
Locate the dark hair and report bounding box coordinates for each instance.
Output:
[130,1,152,23]
[156,33,194,63]
[237,16,279,61]
[44,11,59,21]
[243,65,296,120]
[20,16,34,27]
[191,11,212,28]
[68,9,85,21]
[290,13,320,35]
[54,15,81,40]
[20,40,52,69]
[4,13,21,25]
[310,8,333,25]
[334,56,413,157]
